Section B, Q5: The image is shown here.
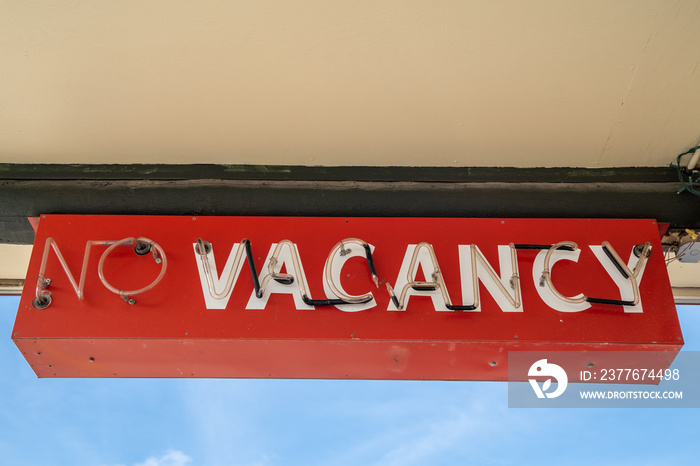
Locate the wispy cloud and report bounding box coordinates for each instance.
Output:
[369,410,482,466]
[308,383,507,466]
[101,449,192,466]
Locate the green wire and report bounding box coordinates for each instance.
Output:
[670,147,700,196]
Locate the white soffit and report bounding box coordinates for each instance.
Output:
[1,1,700,167]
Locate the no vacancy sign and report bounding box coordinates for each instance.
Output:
[13,216,682,379]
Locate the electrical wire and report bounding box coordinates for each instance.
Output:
[665,237,698,266]
[670,146,700,196]
[664,245,675,265]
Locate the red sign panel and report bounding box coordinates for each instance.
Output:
[13,216,682,379]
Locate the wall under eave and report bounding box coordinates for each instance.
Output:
[1,1,700,167]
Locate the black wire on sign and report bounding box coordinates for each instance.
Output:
[670,146,700,196]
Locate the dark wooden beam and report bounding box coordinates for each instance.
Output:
[0,164,697,244]
[0,163,680,182]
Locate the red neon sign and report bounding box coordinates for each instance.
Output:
[13,216,682,379]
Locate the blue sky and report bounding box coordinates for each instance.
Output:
[1,297,698,466]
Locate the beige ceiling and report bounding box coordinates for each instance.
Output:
[2,0,700,167]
